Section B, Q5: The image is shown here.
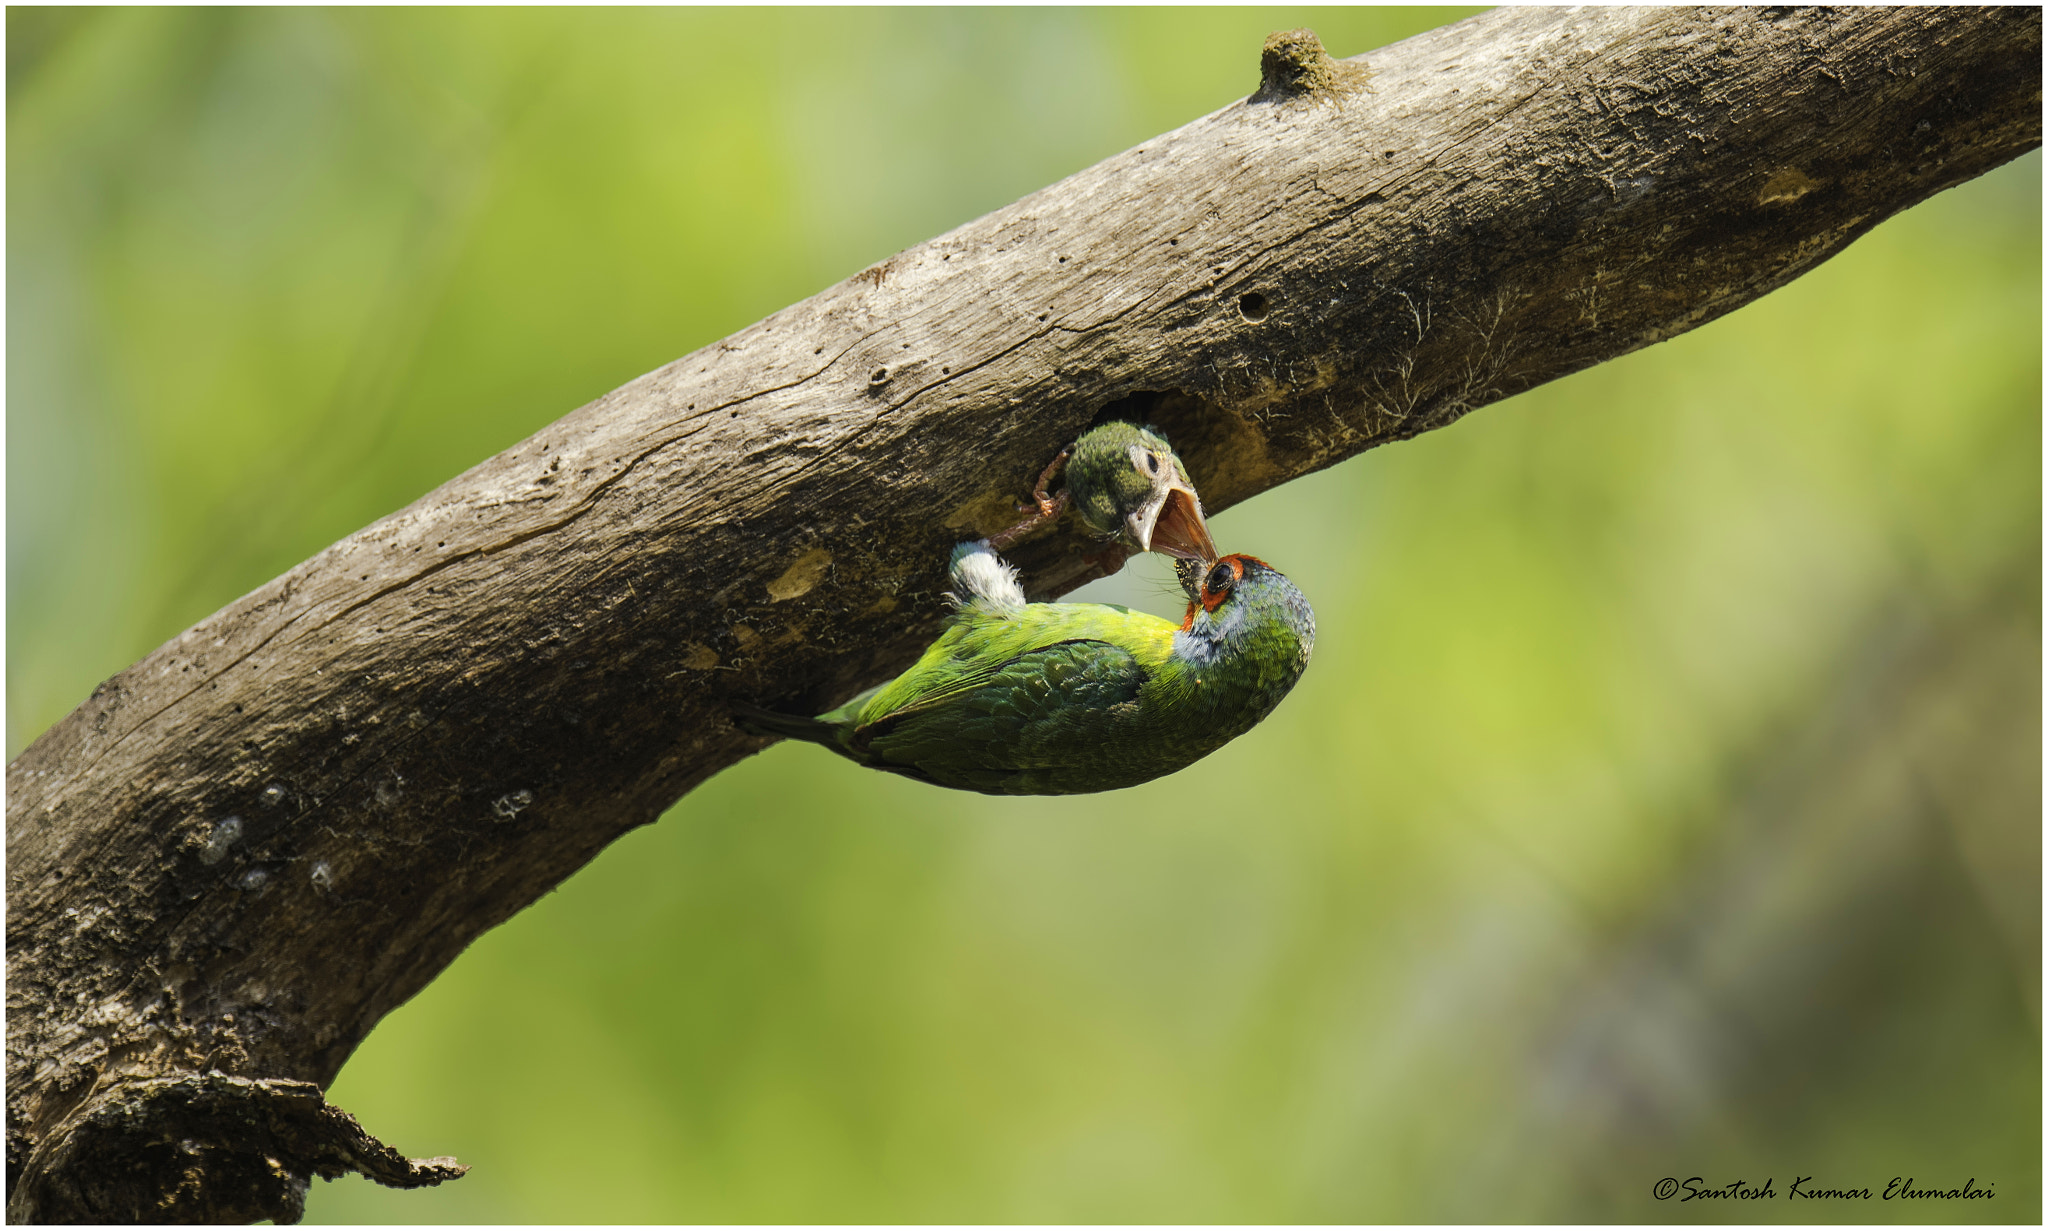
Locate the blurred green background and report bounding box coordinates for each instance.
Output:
[9,7,2040,1223]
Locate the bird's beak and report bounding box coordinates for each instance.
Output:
[1134,480,1219,564]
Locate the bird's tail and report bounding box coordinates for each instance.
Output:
[731,700,837,745]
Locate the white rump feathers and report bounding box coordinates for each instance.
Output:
[948,540,1027,615]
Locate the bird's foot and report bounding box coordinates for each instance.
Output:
[986,446,1074,551]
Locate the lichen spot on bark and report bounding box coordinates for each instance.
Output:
[199,816,243,866]
[1758,167,1821,206]
[767,548,833,602]
[947,488,1033,539]
[1250,28,1370,106]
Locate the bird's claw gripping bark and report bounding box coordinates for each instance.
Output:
[987,445,1074,551]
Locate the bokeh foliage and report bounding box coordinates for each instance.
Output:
[8,7,2038,1222]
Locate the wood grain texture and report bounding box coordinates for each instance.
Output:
[8,6,2040,1221]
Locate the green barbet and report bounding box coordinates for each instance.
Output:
[989,421,1217,564]
[737,540,1314,794]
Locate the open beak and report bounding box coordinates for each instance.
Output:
[1135,482,1219,563]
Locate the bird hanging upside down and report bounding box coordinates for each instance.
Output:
[736,540,1314,795]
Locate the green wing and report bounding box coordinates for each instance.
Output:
[849,602,1171,727]
[852,637,1152,789]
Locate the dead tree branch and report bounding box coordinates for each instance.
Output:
[8,6,2039,1222]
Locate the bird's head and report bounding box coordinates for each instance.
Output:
[1178,553,1317,660]
[1065,422,1218,562]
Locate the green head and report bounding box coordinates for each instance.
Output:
[1176,553,1316,685]
[1064,422,1218,562]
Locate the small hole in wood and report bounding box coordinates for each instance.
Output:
[1238,292,1270,323]
[870,367,889,384]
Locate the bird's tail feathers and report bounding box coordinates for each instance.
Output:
[732,701,837,745]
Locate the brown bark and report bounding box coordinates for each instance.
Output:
[8,6,2040,1222]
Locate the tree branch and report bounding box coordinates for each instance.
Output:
[8,6,2039,1221]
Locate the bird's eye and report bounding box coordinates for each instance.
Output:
[1142,451,1161,476]
[1204,561,1234,596]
